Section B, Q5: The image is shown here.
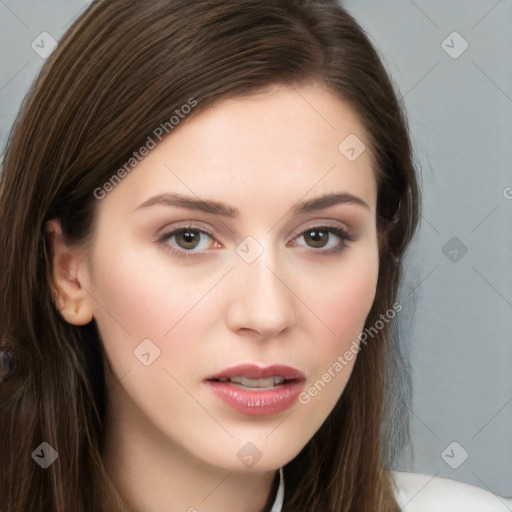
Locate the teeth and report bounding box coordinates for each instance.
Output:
[217,376,286,388]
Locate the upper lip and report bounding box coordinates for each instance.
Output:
[206,364,305,381]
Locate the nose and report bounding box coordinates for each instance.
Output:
[225,250,296,339]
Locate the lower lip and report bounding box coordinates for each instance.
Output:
[204,379,305,416]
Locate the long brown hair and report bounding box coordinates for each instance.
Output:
[0,1,420,510]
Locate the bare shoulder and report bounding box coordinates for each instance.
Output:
[390,470,512,512]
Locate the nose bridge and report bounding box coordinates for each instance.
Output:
[245,248,281,297]
[227,236,296,336]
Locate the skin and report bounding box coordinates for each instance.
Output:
[46,81,379,512]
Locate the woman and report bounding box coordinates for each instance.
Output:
[0,1,509,510]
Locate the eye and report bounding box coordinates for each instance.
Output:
[158,223,356,260]
[292,225,356,254]
[159,225,217,258]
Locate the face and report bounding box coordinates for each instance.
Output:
[69,82,379,473]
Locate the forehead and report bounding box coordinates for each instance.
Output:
[97,82,377,219]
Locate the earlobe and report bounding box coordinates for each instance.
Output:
[59,303,93,326]
[44,219,94,326]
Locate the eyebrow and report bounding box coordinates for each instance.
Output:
[134,191,370,217]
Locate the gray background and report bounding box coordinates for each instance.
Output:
[1,0,511,500]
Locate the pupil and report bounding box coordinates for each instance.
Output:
[307,229,327,248]
[179,230,199,249]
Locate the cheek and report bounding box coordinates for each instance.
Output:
[295,251,378,412]
[85,241,229,388]
[88,242,209,338]
[331,268,377,336]
[302,249,379,355]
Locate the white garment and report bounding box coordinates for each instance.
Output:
[270,467,285,512]
[391,471,512,512]
[269,468,512,511]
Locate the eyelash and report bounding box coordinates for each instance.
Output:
[158,223,356,259]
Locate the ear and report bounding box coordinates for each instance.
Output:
[44,219,94,325]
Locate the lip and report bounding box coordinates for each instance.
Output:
[204,379,305,416]
[205,363,305,381]
[204,363,306,416]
